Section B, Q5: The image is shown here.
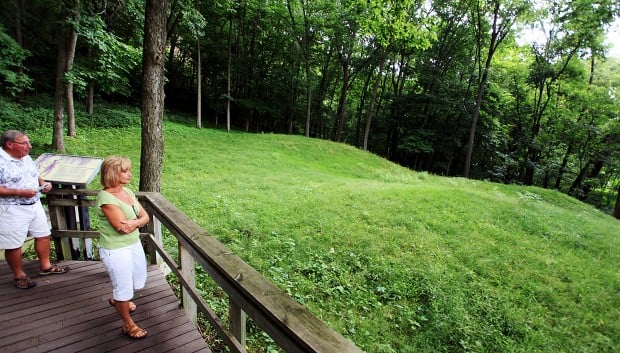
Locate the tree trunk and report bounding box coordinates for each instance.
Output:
[52,36,67,152]
[304,61,312,137]
[196,37,202,129]
[14,0,24,97]
[523,85,546,185]
[52,2,79,150]
[66,81,76,136]
[87,83,94,115]
[355,72,371,147]
[613,184,620,219]
[363,59,384,151]
[139,0,167,193]
[555,143,573,189]
[13,0,23,52]
[333,57,350,143]
[226,13,232,133]
[464,68,488,178]
[85,45,94,115]
[311,46,334,138]
[464,1,504,178]
[65,4,78,137]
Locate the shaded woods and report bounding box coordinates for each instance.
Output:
[0,0,619,215]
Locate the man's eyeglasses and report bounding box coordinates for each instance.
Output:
[11,140,31,146]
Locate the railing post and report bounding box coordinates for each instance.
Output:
[58,184,94,260]
[145,216,163,266]
[230,300,247,348]
[46,190,72,260]
[180,243,198,324]
[74,187,94,260]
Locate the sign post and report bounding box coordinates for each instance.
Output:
[36,153,103,260]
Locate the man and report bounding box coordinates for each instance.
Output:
[0,130,69,289]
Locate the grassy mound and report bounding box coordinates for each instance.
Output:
[25,118,620,353]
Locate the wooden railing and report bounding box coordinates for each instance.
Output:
[44,188,364,353]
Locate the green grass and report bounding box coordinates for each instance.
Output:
[23,119,620,353]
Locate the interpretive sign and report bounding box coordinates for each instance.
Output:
[35,153,103,187]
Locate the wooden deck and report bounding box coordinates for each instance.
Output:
[0,259,212,353]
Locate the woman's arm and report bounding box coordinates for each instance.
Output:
[101,203,131,234]
[102,202,149,235]
[126,202,150,229]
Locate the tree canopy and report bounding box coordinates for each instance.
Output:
[0,0,619,213]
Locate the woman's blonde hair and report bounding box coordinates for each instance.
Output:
[100,156,132,188]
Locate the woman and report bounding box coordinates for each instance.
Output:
[97,156,150,339]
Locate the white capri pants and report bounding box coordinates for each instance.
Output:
[100,241,147,301]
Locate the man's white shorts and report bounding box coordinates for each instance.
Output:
[0,202,50,249]
[100,241,147,301]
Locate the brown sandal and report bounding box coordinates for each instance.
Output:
[109,298,137,312]
[39,264,70,275]
[122,324,147,339]
[13,276,36,289]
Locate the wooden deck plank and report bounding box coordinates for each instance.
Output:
[0,259,211,353]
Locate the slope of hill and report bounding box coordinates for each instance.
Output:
[34,122,620,353]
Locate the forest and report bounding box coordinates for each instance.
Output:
[0,0,619,215]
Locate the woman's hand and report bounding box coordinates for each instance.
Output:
[102,202,148,235]
[117,219,140,234]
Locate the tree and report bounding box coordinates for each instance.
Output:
[390,0,475,174]
[463,0,529,178]
[357,0,436,151]
[196,34,202,129]
[226,7,232,133]
[160,0,206,128]
[67,2,143,115]
[65,0,79,138]
[51,0,79,151]
[1,0,619,214]
[285,0,318,137]
[522,0,617,185]
[139,0,167,192]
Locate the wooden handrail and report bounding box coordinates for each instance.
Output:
[44,189,363,353]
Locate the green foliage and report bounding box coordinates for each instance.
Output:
[68,15,142,98]
[76,106,141,128]
[0,24,32,96]
[360,0,437,49]
[1,0,619,205]
[0,95,140,133]
[0,97,52,132]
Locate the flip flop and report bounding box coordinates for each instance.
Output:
[122,324,147,339]
[109,298,137,312]
[13,276,37,289]
[39,264,70,276]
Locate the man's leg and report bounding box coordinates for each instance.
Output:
[5,247,26,279]
[34,236,52,271]
[34,236,69,274]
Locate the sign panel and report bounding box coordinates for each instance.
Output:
[35,153,103,187]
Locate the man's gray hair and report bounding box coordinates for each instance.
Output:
[0,130,26,147]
